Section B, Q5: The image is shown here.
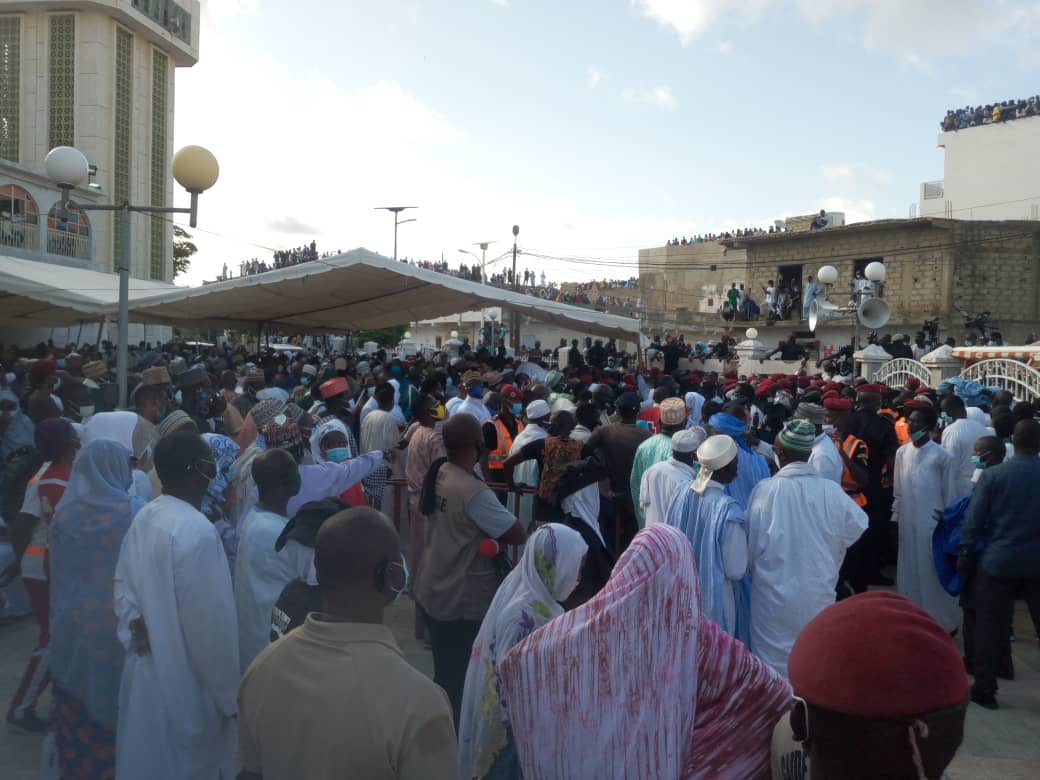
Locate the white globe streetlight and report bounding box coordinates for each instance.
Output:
[172,145,220,192]
[864,261,887,282]
[818,265,839,285]
[45,146,90,188]
[746,327,759,339]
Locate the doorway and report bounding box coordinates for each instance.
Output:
[777,264,803,321]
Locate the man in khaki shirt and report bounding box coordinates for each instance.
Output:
[238,507,458,779]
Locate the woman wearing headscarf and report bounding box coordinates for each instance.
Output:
[48,438,145,778]
[499,524,791,780]
[201,433,241,570]
[307,417,364,506]
[81,411,158,501]
[684,390,705,430]
[458,523,587,780]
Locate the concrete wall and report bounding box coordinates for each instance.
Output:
[920,119,1040,221]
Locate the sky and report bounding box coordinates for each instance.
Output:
[171,0,1040,288]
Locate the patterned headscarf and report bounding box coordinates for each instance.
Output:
[499,524,791,779]
[458,524,587,780]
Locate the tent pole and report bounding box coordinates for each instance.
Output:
[256,321,262,353]
[75,321,83,347]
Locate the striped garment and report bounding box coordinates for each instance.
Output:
[499,523,792,780]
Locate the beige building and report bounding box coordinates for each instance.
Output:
[0,0,200,281]
[639,217,1040,348]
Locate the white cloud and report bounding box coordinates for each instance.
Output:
[621,85,678,110]
[820,164,854,183]
[586,66,603,90]
[490,0,510,6]
[717,40,733,54]
[632,0,722,45]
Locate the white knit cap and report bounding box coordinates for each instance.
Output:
[692,434,738,494]
[671,426,706,454]
[526,399,551,420]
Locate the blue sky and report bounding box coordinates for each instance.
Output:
[173,0,1040,286]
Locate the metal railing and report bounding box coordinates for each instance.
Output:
[0,220,39,251]
[959,359,1040,402]
[46,228,91,260]
[873,358,931,387]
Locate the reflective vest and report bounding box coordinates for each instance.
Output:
[838,433,868,507]
[894,417,910,446]
[487,416,523,469]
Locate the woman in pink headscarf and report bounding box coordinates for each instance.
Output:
[499,523,791,780]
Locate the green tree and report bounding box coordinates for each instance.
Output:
[173,225,197,279]
[356,325,407,348]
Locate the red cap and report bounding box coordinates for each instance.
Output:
[478,538,500,558]
[500,384,523,402]
[797,376,812,388]
[789,592,968,718]
[579,373,593,385]
[905,377,922,389]
[857,383,885,394]
[320,377,349,400]
[823,396,853,412]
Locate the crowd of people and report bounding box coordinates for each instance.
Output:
[942,96,1040,131]
[667,225,781,245]
[239,241,327,276]
[0,334,1037,779]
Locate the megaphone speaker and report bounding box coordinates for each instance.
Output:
[857,298,890,329]
[808,298,851,332]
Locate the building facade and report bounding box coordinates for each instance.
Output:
[919,113,1040,222]
[639,218,1040,352]
[0,0,199,282]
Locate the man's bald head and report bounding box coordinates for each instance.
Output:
[442,413,482,456]
[315,507,401,595]
[252,448,298,501]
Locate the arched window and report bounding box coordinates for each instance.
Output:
[47,201,91,260]
[0,183,40,250]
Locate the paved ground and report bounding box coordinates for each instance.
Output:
[1,592,1036,778]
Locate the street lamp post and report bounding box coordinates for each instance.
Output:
[374,206,417,262]
[511,225,520,350]
[45,144,219,410]
[459,241,494,347]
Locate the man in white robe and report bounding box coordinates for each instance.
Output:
[508,400,550,525]
[797,402,843,485]
[894,406,961,632]
[114,431,239,780]
[235,449,300,672]
[360,383,402,505]
[940,395,989,497]
[664,434,750,641]
[451,373,492,424]
[639,427,705,526]
[746,419,868,677]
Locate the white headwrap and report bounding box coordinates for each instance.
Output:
[309,417,350,464]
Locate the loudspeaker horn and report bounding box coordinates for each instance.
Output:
[808,298,851,332]
[857,297,890,329]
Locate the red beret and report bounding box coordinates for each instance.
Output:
[723,371,738,379]
[319,377,349,400]
[755,383,772,398]
[905,397,933,410]
[789,592,968,718]
[29,359,56,385]
[797,376,812,388]
[623,374,635,385]
[500,384,523,402]
[823,397,853,412]
[579,373,593,385]
[622,383,637,393]
[905,377,921,389]
[857,383,885,394]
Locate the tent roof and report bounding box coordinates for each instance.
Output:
[126,248,643,340]
[0,254,176,327]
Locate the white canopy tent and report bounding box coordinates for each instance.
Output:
[0,253,175,327]
[125,248,644,342]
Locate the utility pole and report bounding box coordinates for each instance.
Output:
[374,206,417,261]
[511,225,520,350]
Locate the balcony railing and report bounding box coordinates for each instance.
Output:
[0,219,39,251]
[46,228,91,260]
[131,0,192,45]
[923,180,945,199]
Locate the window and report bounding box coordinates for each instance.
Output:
[0,184,39,250]
[853,257,883,277]
[149,49,168,280]
[113,26,132,270]
[48,15,76,149]
[47,201,91,259]
[0,16,19,162]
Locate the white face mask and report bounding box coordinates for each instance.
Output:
[821,424,834,433]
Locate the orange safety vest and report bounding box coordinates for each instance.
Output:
[894,416,910,446]
[487,416,523,468]
[839,433,868,507]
